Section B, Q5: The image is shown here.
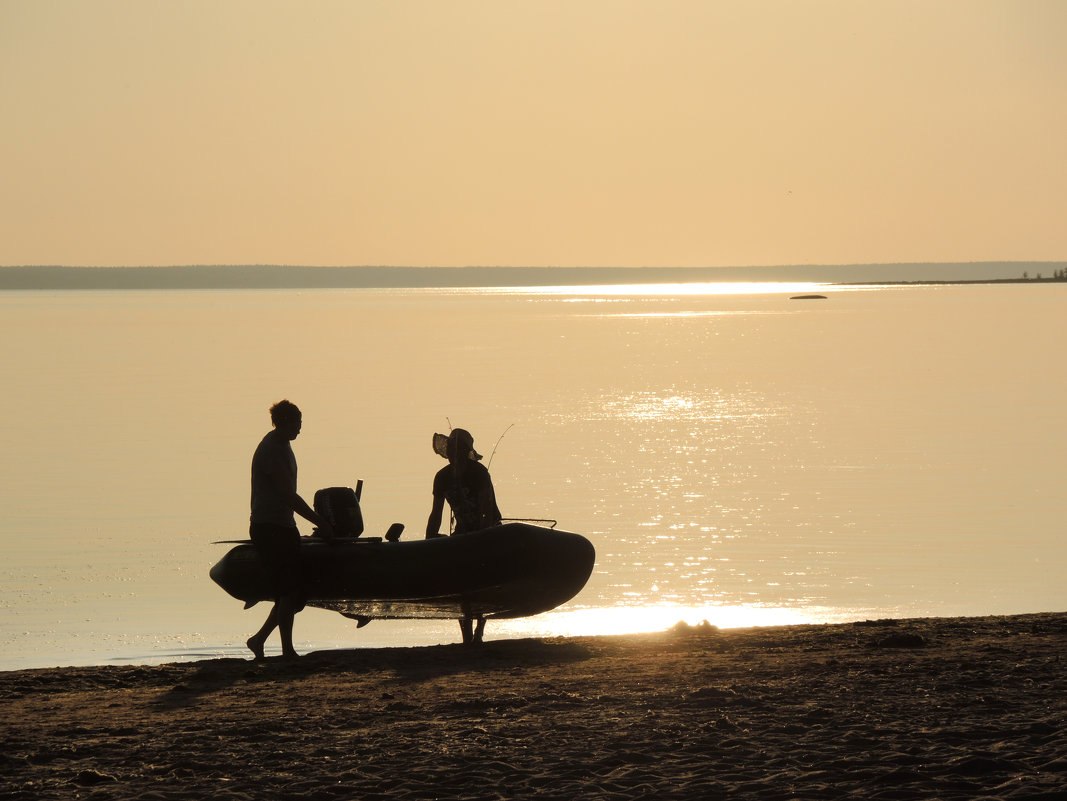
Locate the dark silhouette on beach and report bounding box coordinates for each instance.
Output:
[246,400,334,660]
[426,428,502,645]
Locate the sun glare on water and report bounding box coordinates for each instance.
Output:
[481,282,834,298]
[493,604,864,640]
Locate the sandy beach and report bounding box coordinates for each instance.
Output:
[2,612,1065,800]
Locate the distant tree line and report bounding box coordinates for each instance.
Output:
[1021,267,1067,281]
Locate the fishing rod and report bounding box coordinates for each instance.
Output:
[487,423,514,469]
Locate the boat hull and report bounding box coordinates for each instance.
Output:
[209,523,595,620]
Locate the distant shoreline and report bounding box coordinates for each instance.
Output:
[1,262,1065,290]
[838,276,1067,286]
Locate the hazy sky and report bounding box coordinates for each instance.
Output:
[2,1,1065,268]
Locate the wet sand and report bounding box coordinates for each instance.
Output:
[2,612,1065,800]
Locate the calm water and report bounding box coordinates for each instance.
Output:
[2,282,1065,670]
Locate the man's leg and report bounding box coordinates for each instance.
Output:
[277,595,298,658]
[247,605,279,660]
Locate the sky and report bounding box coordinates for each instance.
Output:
[2,1,1065,268]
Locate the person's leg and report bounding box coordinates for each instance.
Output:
[250,525,303,659]
[473,617,486,644]
[277,594,298,658]
[247,595,299,659]
[459,618,473,645]
[248,523,294,659]
[247,605,280,659]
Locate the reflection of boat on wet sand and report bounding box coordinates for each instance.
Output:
[209,522,596,626]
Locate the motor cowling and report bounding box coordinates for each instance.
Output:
[313,484,364,537]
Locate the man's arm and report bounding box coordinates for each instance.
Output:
[270,471,334,539]
[477,471,501,528]
[293,493,331,534]
[426,493,445,538]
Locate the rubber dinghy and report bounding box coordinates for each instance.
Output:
[210,522,596,622]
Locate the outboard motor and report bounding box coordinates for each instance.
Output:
[313,482,365,538]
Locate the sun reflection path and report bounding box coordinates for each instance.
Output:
[486,282,834,297]
[492,603,869,640]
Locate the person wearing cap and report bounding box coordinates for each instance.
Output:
[426,428,502,538]
[426,428,502,645]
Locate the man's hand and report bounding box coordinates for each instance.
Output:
[315,519,337,543]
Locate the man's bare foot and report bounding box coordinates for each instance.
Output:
[246,637,265,661]
[281,649,300,660]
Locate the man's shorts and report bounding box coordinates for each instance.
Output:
[249,522,302,600]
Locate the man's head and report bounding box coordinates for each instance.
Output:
[446,428,481,463]
[433,428,484,463]
[270,400,302,439]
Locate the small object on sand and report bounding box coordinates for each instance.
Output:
[791,294,828,300]
[670,620,719,636]
[75,769,117,786]
[874,632,928,648]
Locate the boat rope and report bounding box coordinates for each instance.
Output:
[501,518,557,529]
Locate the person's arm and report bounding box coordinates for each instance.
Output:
[293,493,334,539]
[478,472,501,528]
[426,492,445,538]
[269,470,334,540]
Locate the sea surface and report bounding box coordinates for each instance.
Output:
[1,281,1065,670]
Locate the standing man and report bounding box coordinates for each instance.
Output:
[426,428,502,645]
[246,400,333,660]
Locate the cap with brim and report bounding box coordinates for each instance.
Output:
[433,429,482,461]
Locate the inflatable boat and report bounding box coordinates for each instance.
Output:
[208,486,593,631]
[211,484,595,630]
[210,518,595,623]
